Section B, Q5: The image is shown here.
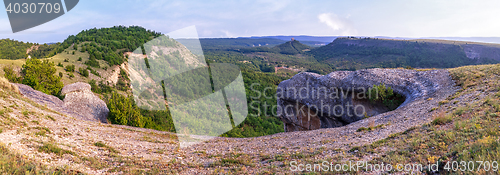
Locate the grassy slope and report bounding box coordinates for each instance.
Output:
[0,42,118,86]
[43,42,113,85]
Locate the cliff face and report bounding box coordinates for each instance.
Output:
[277,68,457,132]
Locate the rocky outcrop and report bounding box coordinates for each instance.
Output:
[61,82,109,123]
[15,82,109,123]
[277,68,455,132]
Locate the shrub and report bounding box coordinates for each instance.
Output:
[107,92,144,127]
[65,64,75,72]
[368,84,405,110]
[21,58,64,96]
[85,57,100,68]
[79,67,89,77]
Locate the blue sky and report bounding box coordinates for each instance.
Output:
[1,0,500,43]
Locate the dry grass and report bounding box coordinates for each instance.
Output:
[431,110,452,125]
[0,77,19,94]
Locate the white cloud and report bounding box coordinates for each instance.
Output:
[318,13,357,36]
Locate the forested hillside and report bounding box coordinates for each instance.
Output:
[240,40,311,55]
[0,39,33,59]
[58,26,162,66]
[310,37,499,69]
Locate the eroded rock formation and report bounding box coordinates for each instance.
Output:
[15,82,109,123]
[61,82,109,123]
[277,68,454,132]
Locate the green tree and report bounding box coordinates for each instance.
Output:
[65,64,75,72]
[78,67,89,77]
[368,84,404,110]
[107,92,144,127]
[20,58,64,96]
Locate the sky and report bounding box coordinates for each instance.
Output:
[1,0,500,43]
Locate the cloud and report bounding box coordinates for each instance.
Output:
[318,13,357,36]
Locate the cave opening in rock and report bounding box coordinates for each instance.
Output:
[279,85,406,132]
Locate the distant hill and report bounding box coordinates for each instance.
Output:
[0,39,33,60]
[237,39,312,55]
[310,37,500,69]
[273,39,311,55]
[198,38,285,49]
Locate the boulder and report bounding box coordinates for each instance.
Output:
[61,82,109,123]
[277,68,454,132]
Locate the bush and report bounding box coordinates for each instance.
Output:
[21,58,64,96]
[79,67,89,77]
[65,64,75,72]
[107,92,144,127]
[368,84,405,110]
[85,57,100,68]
